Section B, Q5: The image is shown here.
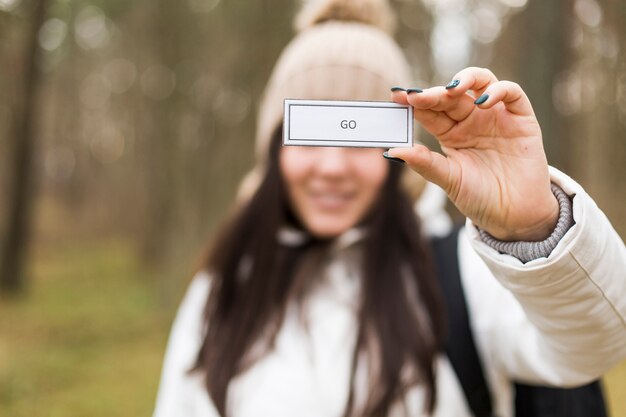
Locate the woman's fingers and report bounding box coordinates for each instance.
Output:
[473,80,536,116]
[391,89,466,136]
[444,67,499,98]
[387,144,455,192]
[412,108,457,137]
[390,89,410,105]
[390,67,536,139]
[408,87,477,122]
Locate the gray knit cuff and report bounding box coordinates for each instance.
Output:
[478,184,575,263]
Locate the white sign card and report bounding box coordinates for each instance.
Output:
[283,99,413,148]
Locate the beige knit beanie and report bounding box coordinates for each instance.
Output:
[238,0,423,201]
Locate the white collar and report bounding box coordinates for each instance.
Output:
[277,226,367,253]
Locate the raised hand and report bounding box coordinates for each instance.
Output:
[389,67,559,241]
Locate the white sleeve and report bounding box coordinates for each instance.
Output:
[152,272,219,417]
[461,166,626,386]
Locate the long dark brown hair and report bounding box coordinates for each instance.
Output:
[193,127,446,416]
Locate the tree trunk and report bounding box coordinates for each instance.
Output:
[492,1,574,171]
[0,0,49,294]
[582,0,626,236]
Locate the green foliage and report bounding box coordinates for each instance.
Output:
[0,239,177,417]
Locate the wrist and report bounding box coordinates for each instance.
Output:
[478,183,575,263]
[482,191,560,242]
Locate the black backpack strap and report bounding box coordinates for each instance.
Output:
[514,380,608,417]
[431,227,495,417]
[432,227,609,417]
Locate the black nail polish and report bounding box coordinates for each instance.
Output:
[445,79,460,89]
[406,88,423,94]
[474,94,489,105]
[383,151,405,164]
[391,86,407,92]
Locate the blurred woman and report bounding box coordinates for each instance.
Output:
[153,0,626,416]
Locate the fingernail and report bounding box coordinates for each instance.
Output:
[445,79,460,89]
[406,88,423,94]
[383,151,405,164]
[391,86,407,92]
[474,94,489,105]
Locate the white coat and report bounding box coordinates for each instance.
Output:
[152,167,626,417]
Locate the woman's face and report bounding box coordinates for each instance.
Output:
[280,146,389,238]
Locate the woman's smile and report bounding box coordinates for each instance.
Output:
[280,146,389,238]
[307,187,357,211]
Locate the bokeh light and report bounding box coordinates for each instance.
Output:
[431,13,471,78]
[0,0,20,12]
[103,59,137,94]
[74,5,111,50]
[595,30,619,59]
[140,65,176,101]
[498,0,528,8]
[38,18,68,52]
[574,0,603,28]
[553,70,584,116]
[212,87,250,125]
[470,7,502,44]
[90,126,126,164]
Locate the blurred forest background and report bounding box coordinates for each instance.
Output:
[0,0,625,415]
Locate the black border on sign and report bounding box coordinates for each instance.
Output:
[287,103,410,145]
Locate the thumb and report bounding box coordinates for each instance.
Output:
[387,145,453,191]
